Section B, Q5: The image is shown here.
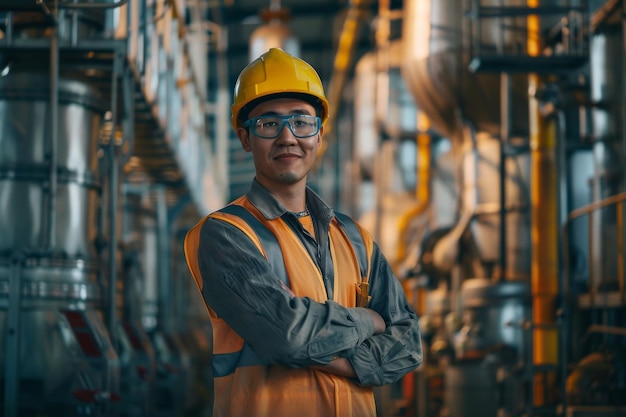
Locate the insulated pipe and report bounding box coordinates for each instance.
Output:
[528,0,558,407]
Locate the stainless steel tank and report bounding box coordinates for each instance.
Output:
[457,278,531,357]
[0,70,118,414]
[0,72,104,257]
[445,278,530,417]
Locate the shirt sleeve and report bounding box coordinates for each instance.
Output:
[196,217,376,367]
[346,241,424,386]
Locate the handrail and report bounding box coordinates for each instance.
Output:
[563,190,626,306]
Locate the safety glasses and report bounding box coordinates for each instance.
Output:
[243,114,321,139]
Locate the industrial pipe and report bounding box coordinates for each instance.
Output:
[528,0,559,407]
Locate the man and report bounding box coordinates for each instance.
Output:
[184,48,422,417]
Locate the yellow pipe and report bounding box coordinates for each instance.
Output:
[395,114,431,311]
[316,0,372,160]
[528,0,558,406]
[323,0,374,143]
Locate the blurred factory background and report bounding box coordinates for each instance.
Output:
[0,0,625,416]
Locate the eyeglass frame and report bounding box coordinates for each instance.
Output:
[242,114,322,139]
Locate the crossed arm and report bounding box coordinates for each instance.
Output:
[198,218,422,386]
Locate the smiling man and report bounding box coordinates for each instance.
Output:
[184,48,422,417]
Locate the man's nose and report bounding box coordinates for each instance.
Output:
[275,122,298,144]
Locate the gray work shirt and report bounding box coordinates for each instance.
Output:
[196,179,423,386]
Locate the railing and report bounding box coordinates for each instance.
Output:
[563,191,626,307]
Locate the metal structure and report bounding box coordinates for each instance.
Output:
[0,1,216,416]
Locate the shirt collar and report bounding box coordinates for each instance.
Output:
[246,178,335,224]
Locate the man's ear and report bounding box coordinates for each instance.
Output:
[237,128,251,152]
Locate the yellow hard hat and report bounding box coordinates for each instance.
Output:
[231,48,330,131]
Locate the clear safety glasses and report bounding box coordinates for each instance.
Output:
[243,114,321,139]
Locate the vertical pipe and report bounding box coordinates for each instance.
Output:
[4,256,23,417]
[622,1,626,304]
[500,72,511,281]
[107,49,121,358]
[372,0,391,244]
[47,2,60,250]
[556,109,568,417]
[156,186,171,332]
[216,25,230,205]
[395,113,431,270]
[617,201,624,303]
[528,0,559,407]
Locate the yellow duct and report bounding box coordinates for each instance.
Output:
[396,113,431,264]
[528,0,558,406]
[397,113,431,316]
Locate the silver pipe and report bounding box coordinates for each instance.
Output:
[4,255,23,417]
[106,51,122,394]
[47,1,60,250]
[59,0,129,9]
[156,186,171,331]
[70,1,79,47]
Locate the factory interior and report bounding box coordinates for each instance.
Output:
[0,0,625,416]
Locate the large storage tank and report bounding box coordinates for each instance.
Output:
[0,69,118,415]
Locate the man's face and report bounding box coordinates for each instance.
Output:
[237,97,323,190]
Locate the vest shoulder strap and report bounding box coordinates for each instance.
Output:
[218,204,289,286]
[333,212,369,280]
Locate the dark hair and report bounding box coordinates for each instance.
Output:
[238,92,324,127]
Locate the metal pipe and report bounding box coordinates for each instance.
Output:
[567,191,626,219]
[156,186,171,331]
[372,0,391,246]
[499,72,511,281]
[618,201,624,304]
[106,49,122,353]
[395,113,431,272]
[528,0,558,408]
[59,0,129,9]
[47,0,60,251]
[556,109,569,417]
[4,255,23,417]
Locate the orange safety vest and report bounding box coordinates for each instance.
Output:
[184,197,376,417]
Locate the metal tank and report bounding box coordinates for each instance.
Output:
[446,278,530,417]
[0,70,119,415]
